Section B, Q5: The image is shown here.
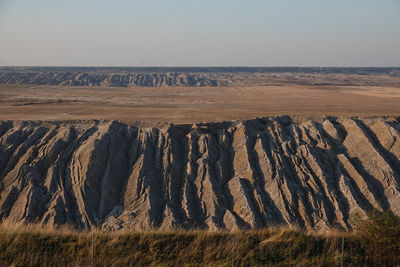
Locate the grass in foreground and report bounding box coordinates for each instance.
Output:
[0,211,399,266]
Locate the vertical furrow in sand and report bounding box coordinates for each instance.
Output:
[264,118,321,228]
[336,154,381,212]
[159,126,186,229]
[53,124,99,228]
[0,126,48,203]
[0,125,63,224]
[96,122,131,230]
[122,128,165,230]
[194,133,222,229]
[18,125,75,225]
[307,119,399,228]
[256,131,286,225]
[229,122,265,228]
[227,177,256,229]
[340,118,400,213]
[38,126,75,194]
[278,123,321,230]
[336,160,376,222]
[181,129,207,228]
[287,143,335,229]
[66,122,114,227]
[122,129,153,230]
[242,119,287,226]
[259,121,296,226]
[339,120,390,213]
[384,120,400,159]
[0,125,47,182]
[0,125,28,177]
[178,130,192,227]
[358,119,400,184]
[294,121,349,229]
[151,129,167,227]
[215,127,246,230]
[193,129,236,230]
[322,118,382,217]
[0,122,12,174]
[0,165,41,223]
[0,121,13,140]
[38,126,79,227]
[0,186,19,220]
[119,127,149,229]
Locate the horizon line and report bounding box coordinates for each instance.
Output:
[1,65,400,68]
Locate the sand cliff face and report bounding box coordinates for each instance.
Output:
[0,72,227,87]
[0,116,400,231]
[2,68,399,88]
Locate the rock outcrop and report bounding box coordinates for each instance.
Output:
[1,116,400,231]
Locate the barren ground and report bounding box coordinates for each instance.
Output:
[0,76,400,123]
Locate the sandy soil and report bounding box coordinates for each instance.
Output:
[0,82,400,123]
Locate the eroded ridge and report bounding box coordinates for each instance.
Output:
[0,116,400,231]
[0,72,227,87]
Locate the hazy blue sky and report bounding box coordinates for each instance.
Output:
[0,0,399,66]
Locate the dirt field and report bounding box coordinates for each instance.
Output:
[1,82,400,123]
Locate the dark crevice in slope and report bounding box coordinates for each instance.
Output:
[265,122,306,227]
[354,119,400,187]
[183,131,207,228]
[62,125,99,228]
[97,123,132,225]
[243,120,285,226]
[334,120,391,211]
[301,122,349,227]
[337,160,375,212]
[0,127,49,185]
[160,126,187,227]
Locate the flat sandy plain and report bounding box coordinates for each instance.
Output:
[0,72,400,123]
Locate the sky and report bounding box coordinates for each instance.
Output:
[0,0,399,67]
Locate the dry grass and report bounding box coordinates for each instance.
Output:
[0,212,398,266]
[0,224,365,267]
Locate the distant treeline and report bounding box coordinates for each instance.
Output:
[1,66,399,74]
